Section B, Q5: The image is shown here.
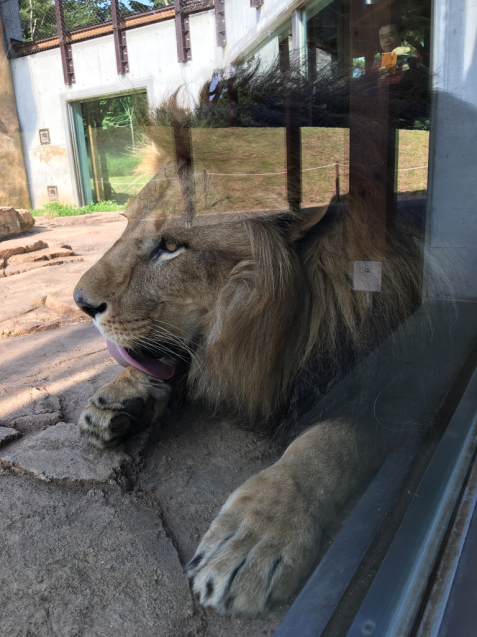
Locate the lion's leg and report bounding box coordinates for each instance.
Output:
[79,366,171,448]
[188,420,379,616]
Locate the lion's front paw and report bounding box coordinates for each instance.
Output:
[79,367,170,448]
[187,464,321,616]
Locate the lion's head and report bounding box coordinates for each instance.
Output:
[74,156,422,427]
[73,169,318,424]
[74,157,422,429]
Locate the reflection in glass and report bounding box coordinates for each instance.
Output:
[72,92,148,205]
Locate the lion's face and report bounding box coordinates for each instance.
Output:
[74,211,252,368]
[74,172,327,419]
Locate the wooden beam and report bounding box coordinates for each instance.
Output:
[173,116,195,223]
[285,94,302,214]
[54,0,75,85]
[215,0,226,47]
[348,0,400,291]
[175,0,192,62]
[85,106,104,202]
[111,0,129,75]
[10,3,212,58]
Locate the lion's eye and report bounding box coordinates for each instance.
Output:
[150,238,184,260]
[165,240,177,252]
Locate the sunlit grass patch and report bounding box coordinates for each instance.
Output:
[30,200,125,218]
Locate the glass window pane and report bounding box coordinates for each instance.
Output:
[73,92,148,205]
[1,0,476,635]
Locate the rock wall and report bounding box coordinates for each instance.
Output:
[0,17,31,209]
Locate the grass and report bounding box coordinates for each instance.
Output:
[100,175,151,198]
[396,129,430,194]
[189,127,429,211]
[30,200,125,218]
[31,127,429,217]
[105,153,140,177]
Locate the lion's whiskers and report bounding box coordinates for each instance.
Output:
[132,335,189,364]
[132,331,204,373]
[147,321,205,370]
[148,328,205,373]
[150,319,205,351]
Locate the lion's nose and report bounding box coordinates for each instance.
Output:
[73,288,107,319]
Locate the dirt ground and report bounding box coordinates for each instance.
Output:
[0,213,291,637]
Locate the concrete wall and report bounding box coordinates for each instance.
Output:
[225,0,302,62]
[8,0,303,209]
[11,48,73,208]
[425,0,477,300]
[10,9,223,208]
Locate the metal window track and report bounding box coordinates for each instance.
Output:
[346,366,477,637]
[273,301,477,637]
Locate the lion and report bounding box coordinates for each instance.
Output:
[73,65,426,616]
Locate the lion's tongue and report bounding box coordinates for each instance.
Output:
[106,339,176,380]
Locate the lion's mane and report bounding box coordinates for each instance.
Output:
[182,211,422,428]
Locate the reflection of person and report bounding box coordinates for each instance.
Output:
[373,22,424,83]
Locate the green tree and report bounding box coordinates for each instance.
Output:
[101,95,147,148]
[19,0,56,41]
[120,0,172,16]
[63,0,111,31]
[401,0,432,66]
[18,0,171,42]
[84,93,148,150]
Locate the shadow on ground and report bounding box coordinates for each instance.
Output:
[0,319,291,637]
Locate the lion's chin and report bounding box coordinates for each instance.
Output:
[106,338,176,380]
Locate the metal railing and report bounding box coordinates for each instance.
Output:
[7,0,215,64]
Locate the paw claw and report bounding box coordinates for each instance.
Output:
[188,466,321,615]
[187,552,204,573]
[205,578,214,598]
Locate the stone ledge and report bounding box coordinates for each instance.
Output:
[0,427,22,447]
[0,239,48,260]
[0,422,143,484]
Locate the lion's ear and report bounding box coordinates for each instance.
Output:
[286,205,329,242]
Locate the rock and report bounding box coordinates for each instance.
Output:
[13,413,63,432]
[0,239,48,260]
[0,208,35,242]
[3,255,84,277]
[7,249,75,264]
[0,427,21,447]
[0,475,202,637]
[0,316,89,339]
[34,294,83,317]
[25,239,48,252]
[1,387,64,435]
[0,422,132,483]
[0,293,88,339]
[17,209,35,229]
[0,241,48,260]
